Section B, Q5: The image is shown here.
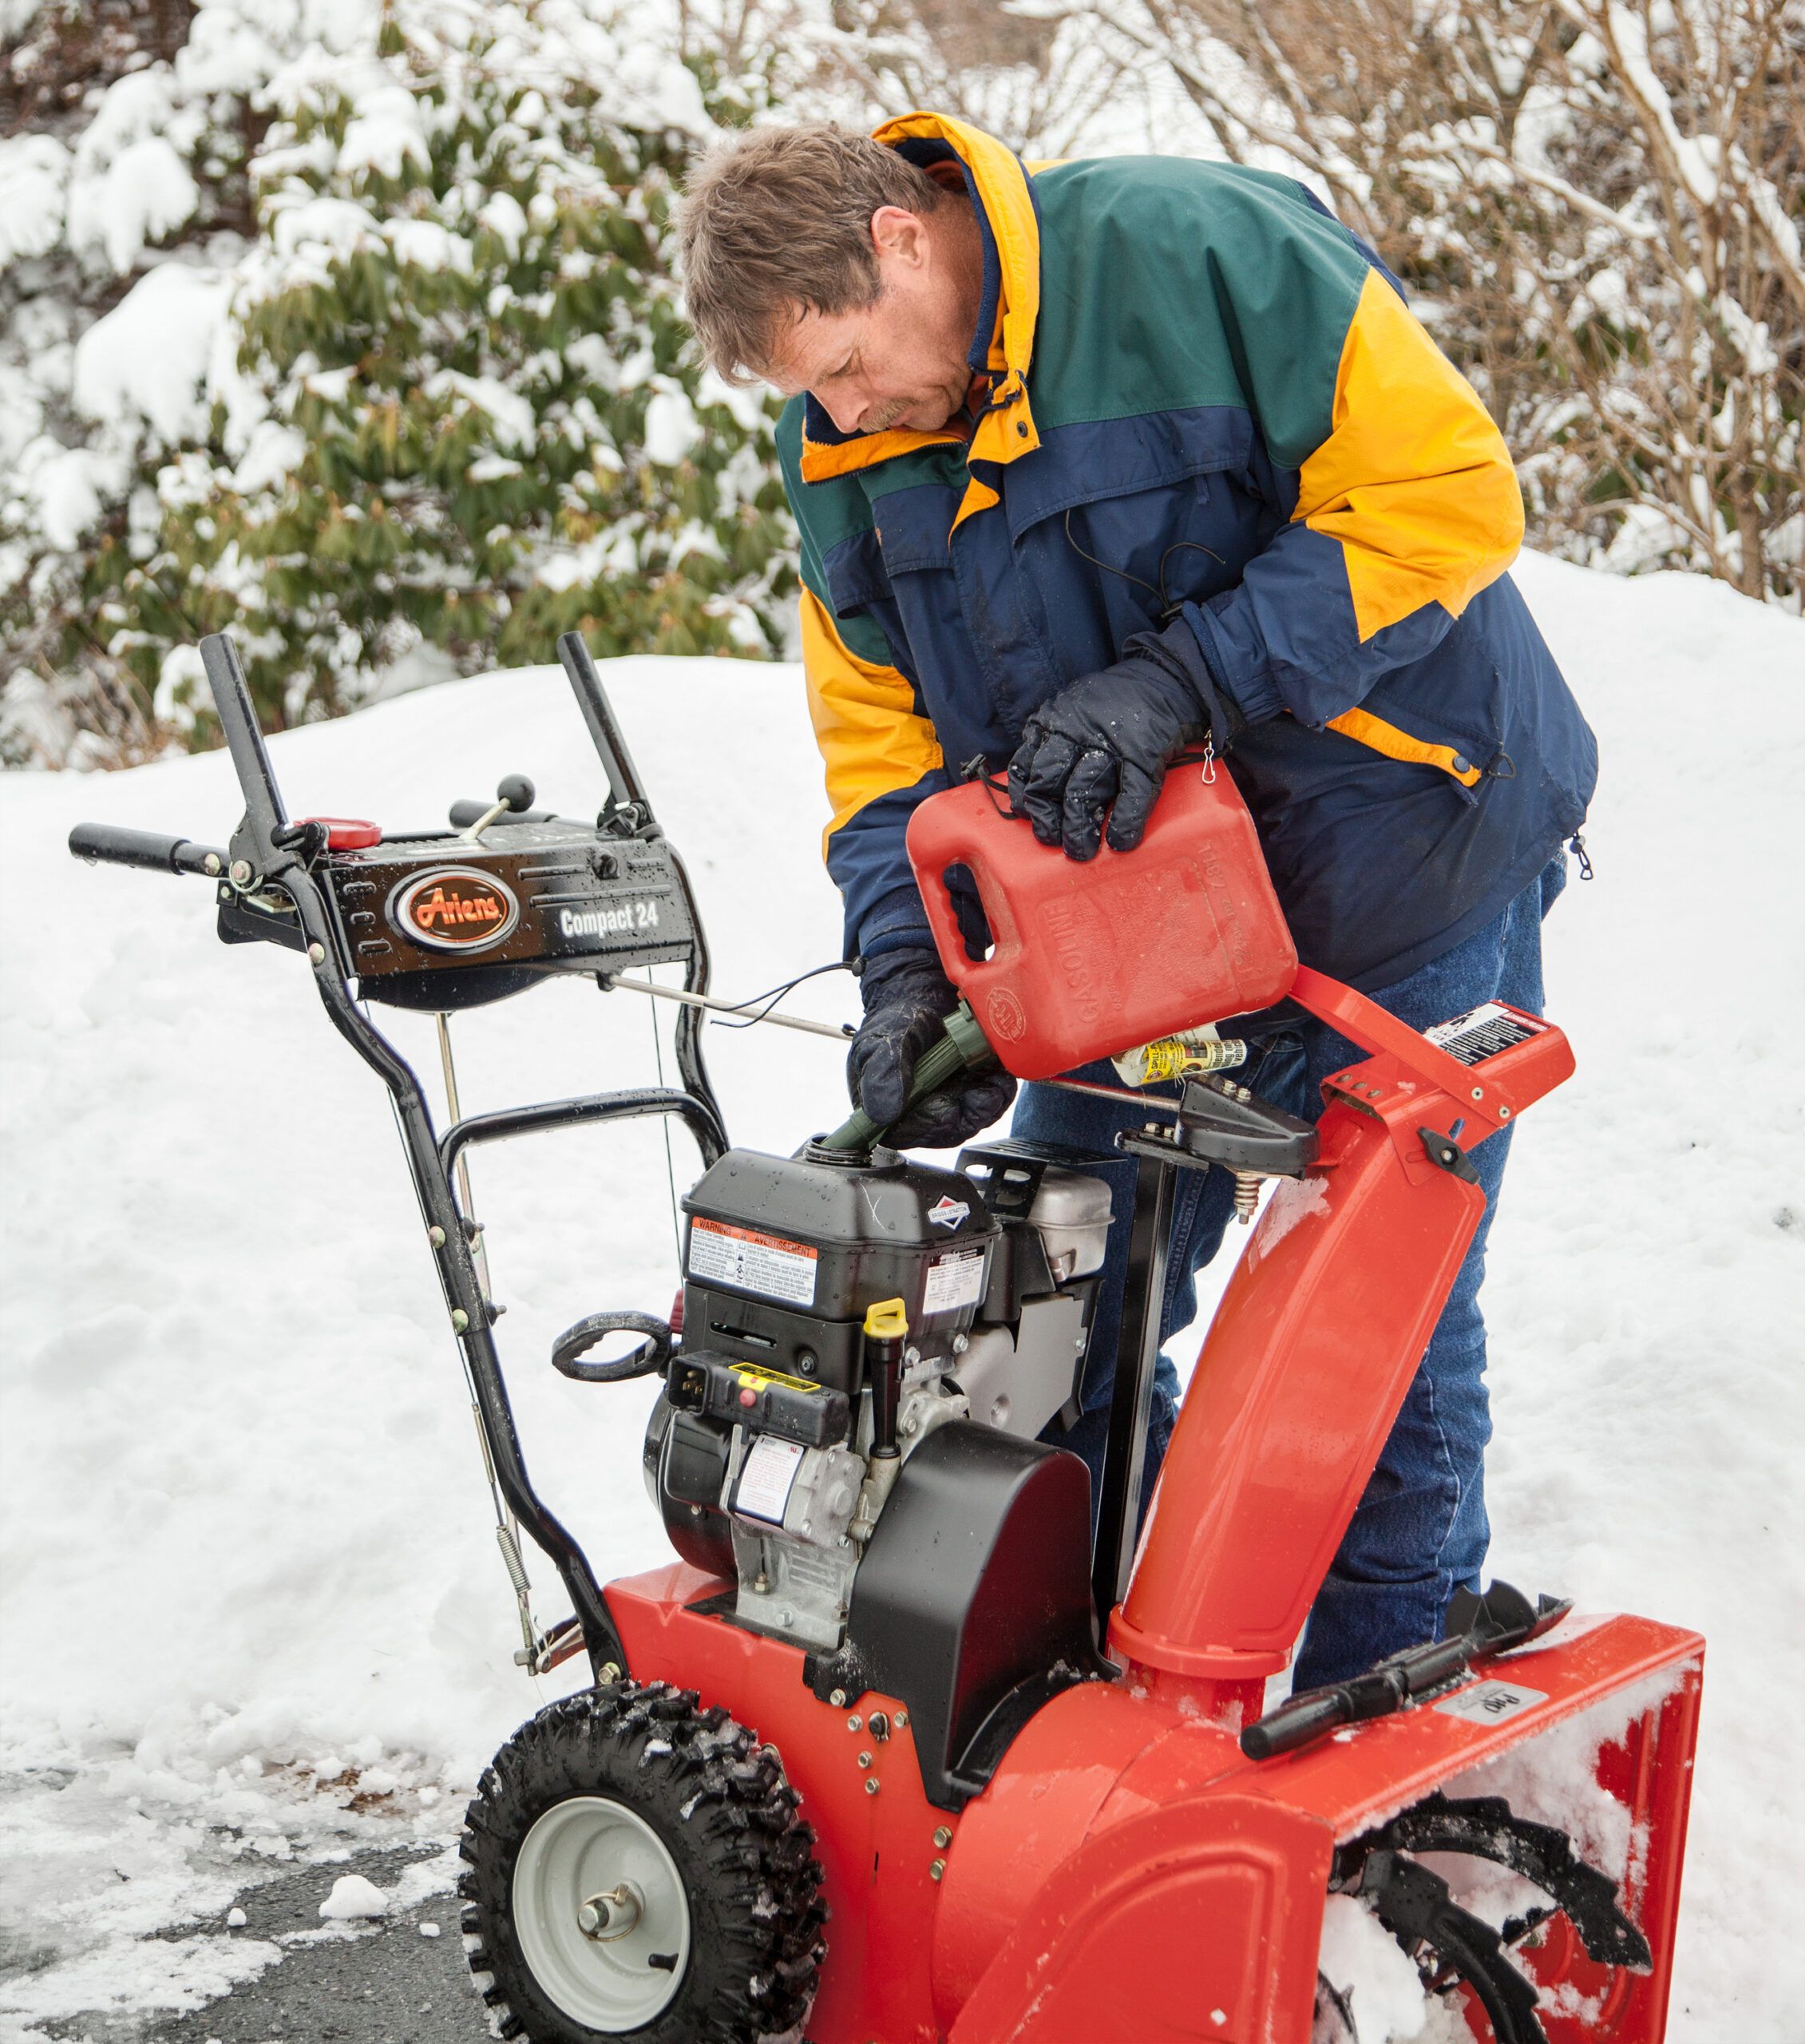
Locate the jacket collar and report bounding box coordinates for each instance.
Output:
[798,111,1043,499]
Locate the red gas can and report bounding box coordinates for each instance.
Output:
[905,766,1298,1080]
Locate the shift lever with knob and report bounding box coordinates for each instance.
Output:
[456,775,539,840]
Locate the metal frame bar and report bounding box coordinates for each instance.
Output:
[1090,1149,1177,1631]
[441,1088,726,1178]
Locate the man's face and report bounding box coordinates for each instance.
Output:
[762,204,977,437]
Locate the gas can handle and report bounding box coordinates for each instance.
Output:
[912,847,975,984]
[905,785,1019,992]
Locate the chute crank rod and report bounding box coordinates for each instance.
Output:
[600,972,853,1040]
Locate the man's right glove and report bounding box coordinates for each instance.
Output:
[846,949,1016,1150]
[1007,616,1240,861]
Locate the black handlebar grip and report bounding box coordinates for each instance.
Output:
[68,822,224,875]
[1239,1687,1351,1761]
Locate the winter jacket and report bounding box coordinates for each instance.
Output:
[777,113,1597,991]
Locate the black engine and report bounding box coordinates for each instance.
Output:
[639,1136,1115,1804]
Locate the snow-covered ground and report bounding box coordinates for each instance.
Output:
[1,552,1800,2038]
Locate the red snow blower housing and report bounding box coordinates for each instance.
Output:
[71,633,1701,2044]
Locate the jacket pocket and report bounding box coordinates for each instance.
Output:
[1324,705,1486,789]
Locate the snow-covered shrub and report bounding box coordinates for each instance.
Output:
[0,0,252,765]
[0,1,794,763]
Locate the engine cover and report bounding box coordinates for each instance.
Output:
[825,1422,1103,1810]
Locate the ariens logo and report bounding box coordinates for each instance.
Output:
[389,868,521,953]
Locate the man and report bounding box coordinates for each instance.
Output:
[675,116,1595,1687]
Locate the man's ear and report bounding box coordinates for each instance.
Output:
[869,204,928,271]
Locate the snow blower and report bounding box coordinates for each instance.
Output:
[70,632,1702,2044]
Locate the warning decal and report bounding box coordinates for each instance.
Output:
[735,1435,804,1524]
[923,1249,987,1317]
[688,1218,817,1308]
[1425,1002,1547,1068]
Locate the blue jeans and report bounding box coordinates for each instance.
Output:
[1017,856,1568,1687]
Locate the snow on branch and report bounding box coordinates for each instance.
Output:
[1031,0,1803,607]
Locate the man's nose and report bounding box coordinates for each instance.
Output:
[819,391,865,435]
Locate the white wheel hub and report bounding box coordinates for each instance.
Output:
[512,1797,691,2030]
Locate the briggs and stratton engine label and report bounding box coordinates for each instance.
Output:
[688,1217,818,1308]
[1425,1001,1547,1067]
[387,868,521,952]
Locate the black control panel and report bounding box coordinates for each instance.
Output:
[216,818,698,1009]
[330,822,691,974]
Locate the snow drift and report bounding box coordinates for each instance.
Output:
[1,553,1800,2034]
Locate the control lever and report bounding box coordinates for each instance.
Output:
[457,775,540,840]
[1240,1581,1573,1761]
[448,796,555,829]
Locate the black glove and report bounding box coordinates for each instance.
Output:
[1007,624,1225,861]
[846,950,1016,1149]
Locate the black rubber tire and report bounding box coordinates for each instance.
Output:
[459,1680,827,2043]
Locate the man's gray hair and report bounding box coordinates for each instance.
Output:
[675,124,946,384]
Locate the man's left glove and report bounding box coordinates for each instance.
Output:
[1007,626,1224,861]
[847,949,1016,1150]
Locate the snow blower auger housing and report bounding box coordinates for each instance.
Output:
[71,632,1704,2044]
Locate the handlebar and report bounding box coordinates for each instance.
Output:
[69,822,225,876]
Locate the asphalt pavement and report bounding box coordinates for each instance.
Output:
[40,1844,485,2044]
